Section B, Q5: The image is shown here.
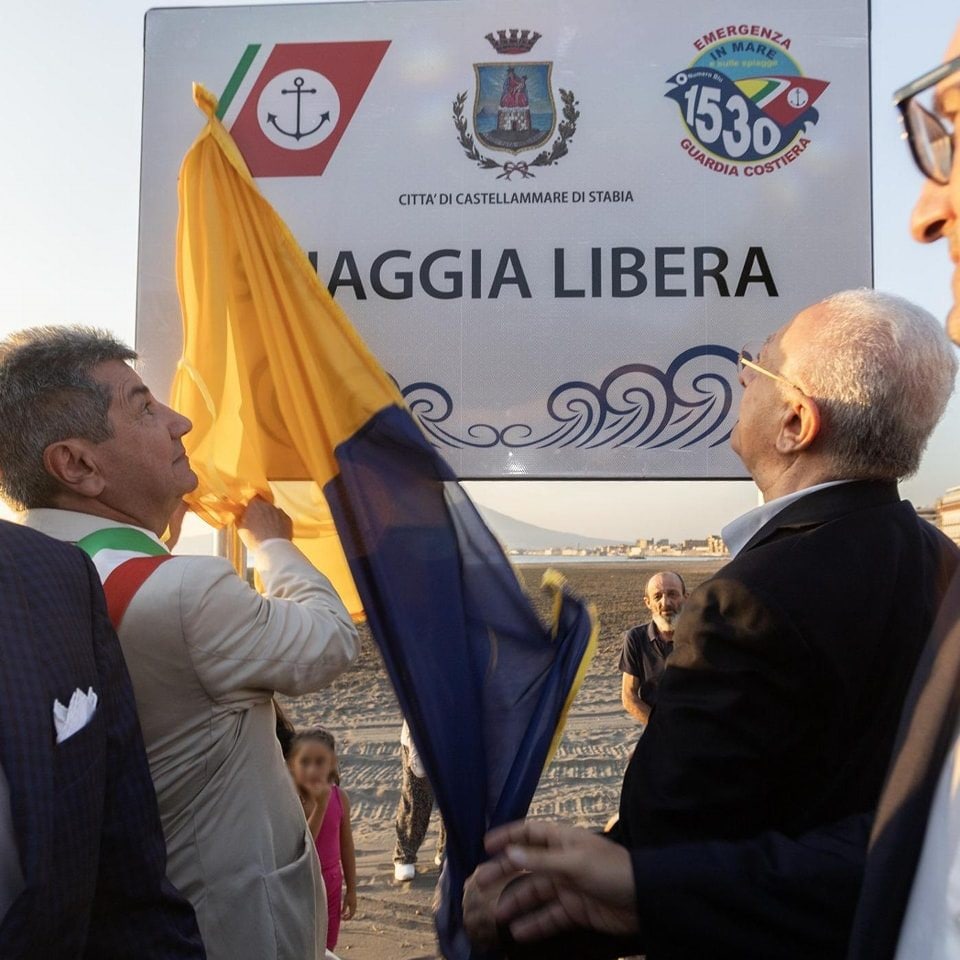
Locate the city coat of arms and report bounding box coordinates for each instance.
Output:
[453,29,579,179]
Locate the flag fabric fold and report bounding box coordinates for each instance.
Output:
[173,84,597,959]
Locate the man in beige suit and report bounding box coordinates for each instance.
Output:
[0,326,360,960]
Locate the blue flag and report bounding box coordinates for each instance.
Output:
[326,408,597,958]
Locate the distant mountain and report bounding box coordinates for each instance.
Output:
[474,505,623,551]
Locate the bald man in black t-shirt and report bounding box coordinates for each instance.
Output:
[619,571,686,726]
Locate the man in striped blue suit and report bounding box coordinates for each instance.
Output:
[0,518,204,959]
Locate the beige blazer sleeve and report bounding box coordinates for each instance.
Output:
[173,540,359,701]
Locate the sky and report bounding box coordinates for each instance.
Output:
[1,0,958,542]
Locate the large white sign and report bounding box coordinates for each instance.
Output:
[138,0,871,479]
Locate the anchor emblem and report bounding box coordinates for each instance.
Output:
[266,76,331,141]
[257,67,341,152]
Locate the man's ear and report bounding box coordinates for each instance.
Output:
[42,440,105,498]
[775,393,821,454]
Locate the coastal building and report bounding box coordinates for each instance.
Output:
[706,534,727,555]
[938,486,960,547]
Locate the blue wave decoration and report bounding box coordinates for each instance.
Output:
[399,345,741,450]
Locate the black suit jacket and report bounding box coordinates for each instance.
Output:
[0,520,204,959]
[846,570,960,959]
[615,481,958,958]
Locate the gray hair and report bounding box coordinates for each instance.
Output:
[0,326,137,509]
[792,289,957,480]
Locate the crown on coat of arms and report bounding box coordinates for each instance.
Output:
[485,29,542,55]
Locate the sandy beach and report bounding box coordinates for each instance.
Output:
[280,559,724,960]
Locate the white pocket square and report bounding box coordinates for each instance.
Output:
[53,687,98,744]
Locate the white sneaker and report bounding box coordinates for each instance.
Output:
[394,863,415,882]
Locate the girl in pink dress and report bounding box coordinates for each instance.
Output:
[287,729,357,951]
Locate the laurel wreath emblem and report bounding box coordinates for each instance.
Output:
[452,88,579,179]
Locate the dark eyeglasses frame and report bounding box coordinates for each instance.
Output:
[893,54,960,185]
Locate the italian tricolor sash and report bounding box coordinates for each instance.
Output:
[76,527,173,629]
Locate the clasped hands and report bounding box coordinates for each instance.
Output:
[462,820,640,948]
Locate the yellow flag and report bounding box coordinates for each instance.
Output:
[172,84,402,618]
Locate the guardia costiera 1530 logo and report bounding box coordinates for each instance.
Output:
[665,25,829,177]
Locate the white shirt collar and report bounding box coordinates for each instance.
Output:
[21,508,166,550]
[721,480,854,558]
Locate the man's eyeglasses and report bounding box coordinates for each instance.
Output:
[738,344,805,393]
[893,54,960,185]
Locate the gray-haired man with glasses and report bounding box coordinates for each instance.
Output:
[464,283,959,960]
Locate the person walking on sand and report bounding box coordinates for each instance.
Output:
[393,718,446,882]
